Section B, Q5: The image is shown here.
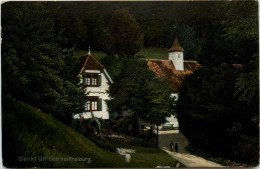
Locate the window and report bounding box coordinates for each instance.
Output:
[85,97,102,111]
[86,75,91,85]
[92,98,98,110]
[83,73,101,86]
[178,54,181,58]
[92,75,98,85]
[85,99,90,110]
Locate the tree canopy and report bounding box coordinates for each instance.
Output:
[176,1,258,165]
[166,23,196,60]
[107,58,173,126]
[2,2,86,124]
[106,8,143,58]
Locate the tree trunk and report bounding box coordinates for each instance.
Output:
[157,125,159,148]
[136,116,140,135]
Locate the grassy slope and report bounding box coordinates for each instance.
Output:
[2,96,125,168]
[73,48,169,61]
[129,146,182,168]
[2,96,179,168]
[136,48,169,59]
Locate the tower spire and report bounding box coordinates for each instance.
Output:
[168,37,184,52]
[88,46,91,54]
[168,37,184,71]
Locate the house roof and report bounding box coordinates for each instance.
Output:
[146,59,200,92]
[78,54,104,74]
[78,54,113,83]
[168,37,184,52]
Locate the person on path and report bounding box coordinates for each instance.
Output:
[175,143,179,152]
[170,141,174,152]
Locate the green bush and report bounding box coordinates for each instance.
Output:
[232,135,259,165]
[88,136,117,152]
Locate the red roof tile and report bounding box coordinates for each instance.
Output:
[146,59,200,92]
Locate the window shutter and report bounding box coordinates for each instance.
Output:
[98,75,102,86]
[98,98,102,111]
[83,74,86,84]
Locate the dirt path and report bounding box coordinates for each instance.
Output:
[162,147,224,167]
[158,131,189,153]
[159,130,223,167]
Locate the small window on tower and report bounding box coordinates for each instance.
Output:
[178,54,181,58]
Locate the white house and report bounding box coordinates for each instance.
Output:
[146,37,200,130]
[73,51,113,120]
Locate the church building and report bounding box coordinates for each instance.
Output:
[146,37,200,129]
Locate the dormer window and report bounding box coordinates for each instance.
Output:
[83,73,101,86]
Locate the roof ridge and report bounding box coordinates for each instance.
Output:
[79,54,90,74]
[88,54,104,68]
[146,58,170,61]
[184,60,198,62]
[79,54,104,74]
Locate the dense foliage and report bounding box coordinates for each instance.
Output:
[107,58,173,129]
[105,8,143,58]
[176,1,258,165]
[166,23,196,60]
[44,1,217,50]
[2,1,258,165]
[2,2,86,124]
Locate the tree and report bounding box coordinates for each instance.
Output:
[107,58,173,138]
[143,80,174,147]
[221,1,258,66]
[53,2,78,48]
[107,58,154,116]
[166,23,196,60]
[73,18,88,49]
[2,2,86,124]
[176,66,239,154]
[196,17,229,66]
[197,1,258,67]
[107,8,143,58]
[94,14,106,50]
[176,1,258,164]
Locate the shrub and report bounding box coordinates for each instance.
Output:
[232,135,259,165]
[88,136,117,152]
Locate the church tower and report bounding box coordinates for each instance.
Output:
[168,37,184,71]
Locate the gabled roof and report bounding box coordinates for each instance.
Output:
[168,37,184,52]
[78,54,113,83]
[78,54,104,74]
[146,59,200,92]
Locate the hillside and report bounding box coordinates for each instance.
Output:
[2,95,126,168]
[2,95,179,168]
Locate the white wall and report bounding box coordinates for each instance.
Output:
[165,115,179,128]
[74,69,111,119]
[169,51,184,71]
[167,92,179,129]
